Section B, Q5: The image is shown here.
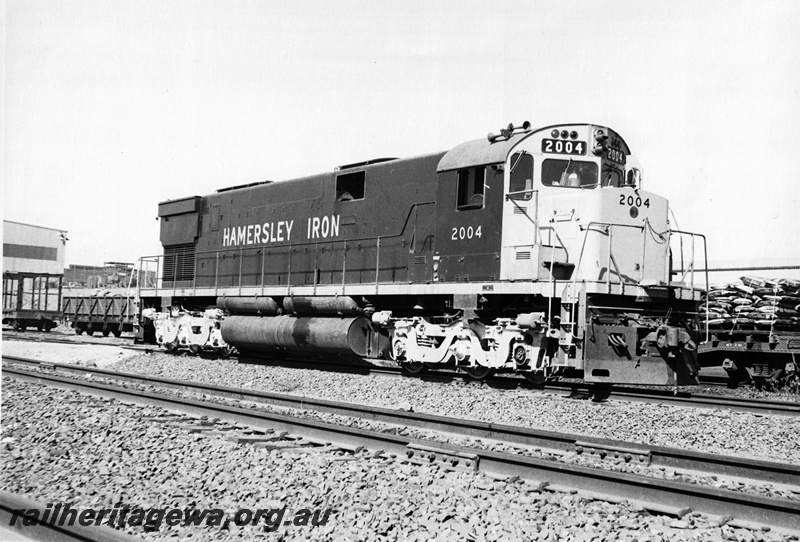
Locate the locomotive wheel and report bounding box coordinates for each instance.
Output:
[218,346,232,359]
[85,328,94,336]
[401,361,426,374]
[465,366,494,380]
[102,329,111,337]
[36,322,44,332]
[75,326,84,335]
[164,341,178,353]
[189,344,202,355]
[14,322,26,332]
[112,329,122,338]
[523,371,547,386]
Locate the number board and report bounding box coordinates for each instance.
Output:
[606,147,626,165]
[541,139,586,156]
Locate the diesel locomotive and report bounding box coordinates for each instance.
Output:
[137,122,707,386]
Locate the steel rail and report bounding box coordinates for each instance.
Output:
[0,490,140,542]
[4,357,800,499]
[4,364,800,532]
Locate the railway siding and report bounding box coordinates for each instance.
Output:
[3,364,800,535]
[106,353,800,465]
[5,354,799,491]
[9,377,789,541]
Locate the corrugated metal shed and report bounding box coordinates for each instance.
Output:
[3,220,67,274]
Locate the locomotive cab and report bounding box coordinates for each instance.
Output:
[493,124,703,385]
[499,124,659,284]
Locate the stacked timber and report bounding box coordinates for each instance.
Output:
[701,277,800,331]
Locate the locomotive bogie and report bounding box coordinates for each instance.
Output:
[389,315,552,379]
[144,307,230,356]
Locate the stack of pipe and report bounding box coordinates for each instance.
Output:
[701,277,800,330]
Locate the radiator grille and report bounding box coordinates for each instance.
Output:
[516,251,531,260]
[414,255,427,265]
[513,207,528,215]
[163,244,195,282]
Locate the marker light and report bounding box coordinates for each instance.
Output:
[560,130,569,139]
[551,129,559,138]
[570,131,578,139]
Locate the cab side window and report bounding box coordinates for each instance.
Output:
[336,171,365,201]
[509,152,533,200]
[456,167,485,210]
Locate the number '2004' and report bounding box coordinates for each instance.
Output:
[619,195,650,208]
[451,225,482,240]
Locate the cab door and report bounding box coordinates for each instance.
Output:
[410,203,435,283]
[434,166,503,283]
[499,151,539,280]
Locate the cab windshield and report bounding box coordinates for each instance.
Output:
[542,159,598,188]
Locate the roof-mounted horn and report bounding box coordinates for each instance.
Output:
[487,121,532,143]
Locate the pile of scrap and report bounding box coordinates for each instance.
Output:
[702,277,800,330]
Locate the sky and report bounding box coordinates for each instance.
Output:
[3,0,800,279]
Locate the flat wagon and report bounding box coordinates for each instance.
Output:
[62,293,136,337]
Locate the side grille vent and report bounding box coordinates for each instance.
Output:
[513,207,528,215]
[414,256,427,265]
[163,243,195,282]
[516,251,531,260]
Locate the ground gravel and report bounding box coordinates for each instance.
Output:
[82,352,800,467]
[3,335,139,368]
[4,338,800,464]
[3,377,796,541]
[6,358,798,504]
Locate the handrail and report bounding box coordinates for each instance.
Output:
[139,202,437,295]
[572,221,645,295]
[569,223,709,343]
[668,230,710,343]
[506,190,541,245]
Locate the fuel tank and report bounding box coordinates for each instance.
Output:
[221,315,383,357]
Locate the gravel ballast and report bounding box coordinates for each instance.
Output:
[4,338,799,464]
[86,353,800,466]
[2,377,796,542]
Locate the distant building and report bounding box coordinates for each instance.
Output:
[3,220,66,329]
[3,220,67,275]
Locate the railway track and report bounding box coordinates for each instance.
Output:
[1,330,797,416]
[0,490,139,542]
[1,330,148,352]
[2,330,797,414]
[3,355,800,532]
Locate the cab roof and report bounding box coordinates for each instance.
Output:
[437,131,530,172]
